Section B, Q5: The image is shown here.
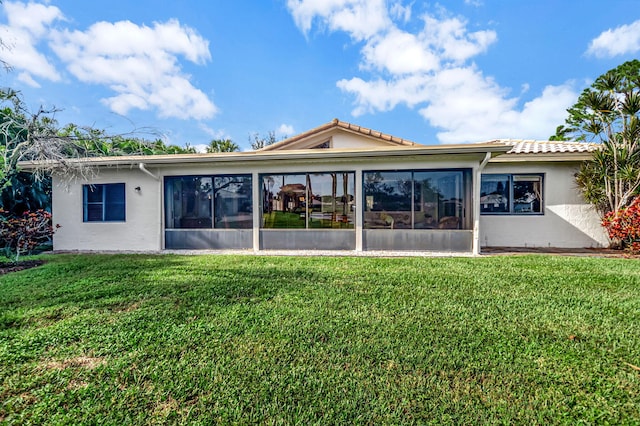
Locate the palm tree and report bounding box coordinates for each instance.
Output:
[554,60,640,216]
[206,139,239,153]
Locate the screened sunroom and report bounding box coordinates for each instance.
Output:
[362,168,473,251]
[164,174,254,249]
[162,165,476,252]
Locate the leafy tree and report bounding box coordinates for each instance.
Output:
[58,125,195,157]
[0,208,54,263]
[138,138,196,155]
[206,139,239,153]
[250,131,277,150]
[0,90,197,216]
[552,60,640,219]
[0,170,50,216]
[0,90,126,204]
[0,90,61,215]
[548,125,572,141]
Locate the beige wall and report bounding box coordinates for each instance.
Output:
[331,133,403,149]
[480,161,608,248]
[52,168,163,251]
[50,155,480,252]
[50,155,609,252]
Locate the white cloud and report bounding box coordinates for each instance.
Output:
[417,67,516,143]
[286,0,391,41]
[419,72,577,143]
[360,14,496,76]
[0,1,63,82]
[587,19,640,58]
[4,1,64,37]
[389,1,411,22]
[337,73,433,115]
[198,123,228,140]
[17,71,40,87]
[339,66,577,143]
[362,29,440,74]
[288,2,572,143]
[0,1,216,121]
[511,84,578,137]
[277,123,295,137]
[191,144,209,153]
[421,14,497,63]
[50,18,217,120]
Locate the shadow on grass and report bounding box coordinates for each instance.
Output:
[0,254,333,322]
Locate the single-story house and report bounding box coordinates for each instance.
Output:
[23,119,608,254]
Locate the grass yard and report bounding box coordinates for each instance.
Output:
[1,254,639,424]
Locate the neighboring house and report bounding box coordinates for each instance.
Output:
[21,119,608,254]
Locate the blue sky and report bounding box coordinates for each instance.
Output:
[1,0,639,151]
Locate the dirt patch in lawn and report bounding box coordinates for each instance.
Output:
[0,260,45,276]
[44,356,106,371]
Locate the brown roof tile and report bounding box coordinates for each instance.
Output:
[482,139,599,154]
[258,118,420,151]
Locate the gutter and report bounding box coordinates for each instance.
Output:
[488,152,594,162]
[17,144,513,169]
[479,151,491,170]
[138,162,160,181]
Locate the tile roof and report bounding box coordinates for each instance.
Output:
[259,118,420,151]
[260,119,599,156]
[484,139,600,154]
[331,119,419,146]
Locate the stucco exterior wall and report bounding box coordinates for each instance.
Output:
[480,161,608,248]
[330,133,403,149]
[50,155,482,252]
[52,168,162,251]
[50,153,608,252]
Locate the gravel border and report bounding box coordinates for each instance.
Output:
[53,247,632,258]
[55,249,475,258]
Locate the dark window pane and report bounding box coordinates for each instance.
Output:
[164,176,212,228]
[214,175,253,229]
[262,174,307,229]
[85,185,103,203]
[480,175,510,213]
[105,203,125,221]
[105,183,125,204]
[261,173,355,229]
[513,175,542,214]
[480,174,543,215]
[310,141,330,149]
[86,204,103,221]
[364,171,412,229]
[164,178,181,228]
[308,172,355,229]
[83,183,126,222]
[414,171,465,229]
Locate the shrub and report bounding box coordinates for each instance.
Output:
[0,209,57,263]
[602,197,640,253]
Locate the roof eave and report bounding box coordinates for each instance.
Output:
[18,144,512,170]
[489,152,594,162]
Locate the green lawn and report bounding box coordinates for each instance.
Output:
[1,254,639,424]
